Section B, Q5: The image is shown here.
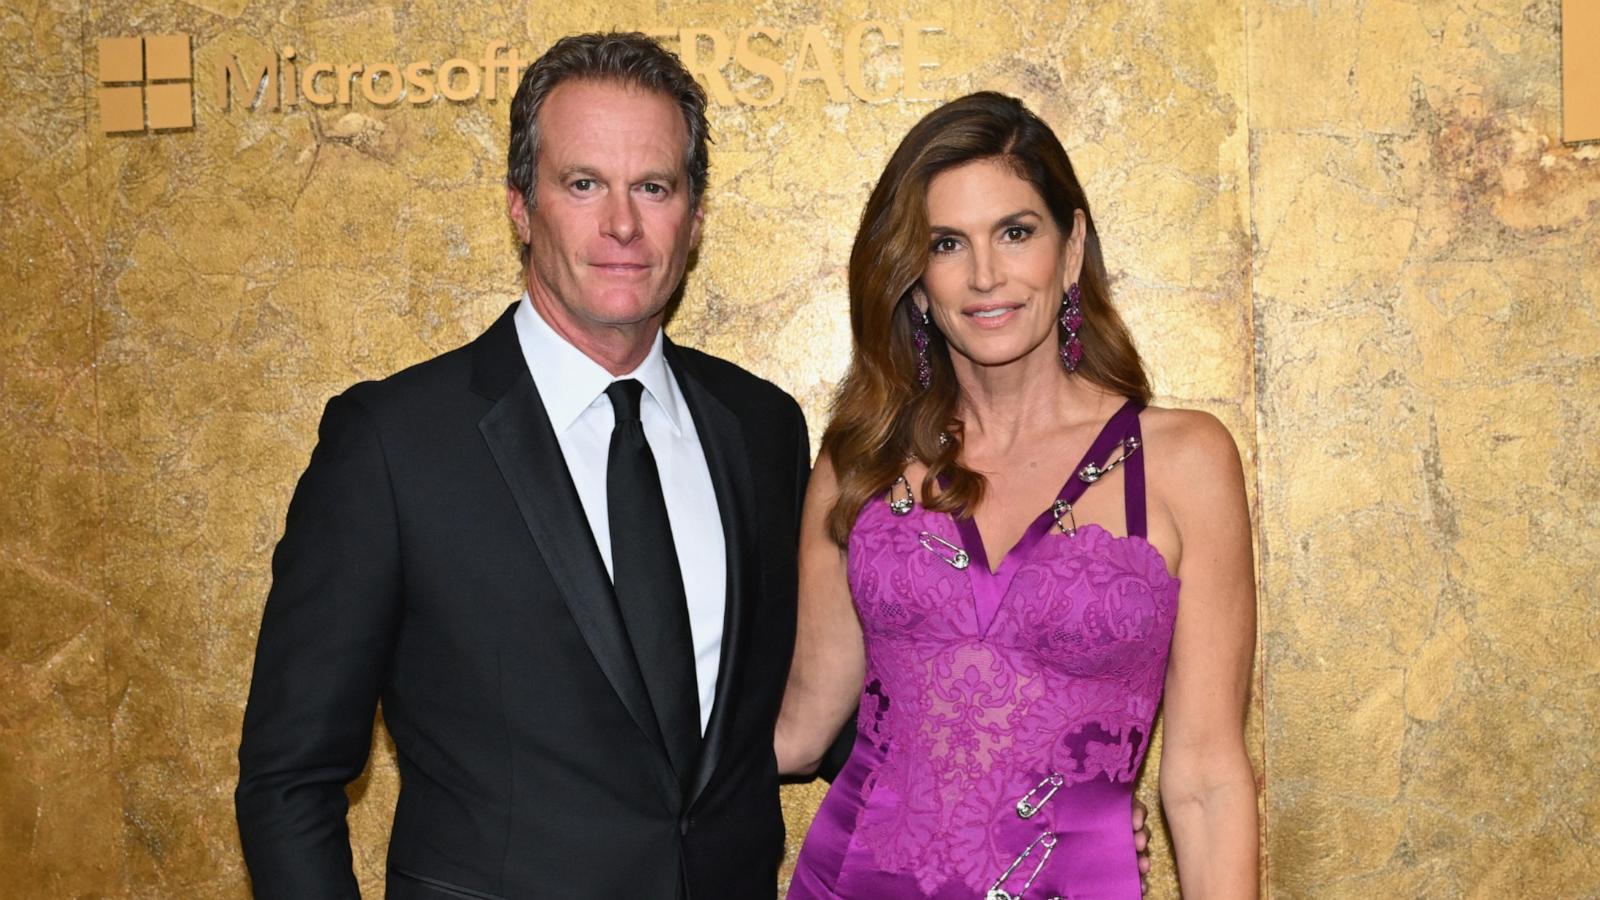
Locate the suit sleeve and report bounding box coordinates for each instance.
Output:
[236,391,404,899]
[791,399,811,523]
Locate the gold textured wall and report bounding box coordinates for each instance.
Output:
[1,0,1595,897]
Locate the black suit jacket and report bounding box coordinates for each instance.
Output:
[236,305,809,899]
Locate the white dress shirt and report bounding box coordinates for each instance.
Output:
[513,295,726,734]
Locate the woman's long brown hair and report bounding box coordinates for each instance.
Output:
[821,92,1152,546]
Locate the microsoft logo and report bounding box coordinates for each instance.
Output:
[98,34,194,133]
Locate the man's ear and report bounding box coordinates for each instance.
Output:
[687,198,706,252]
[506,184,532,245]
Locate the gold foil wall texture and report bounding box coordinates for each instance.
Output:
[0,0,1594,898]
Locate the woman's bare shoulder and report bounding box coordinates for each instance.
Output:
[1139,405,1246,505]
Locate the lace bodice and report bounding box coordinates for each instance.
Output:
[847,508,1177,894]
[791,400,1179,900]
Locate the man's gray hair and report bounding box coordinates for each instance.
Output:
[507,32,711,262]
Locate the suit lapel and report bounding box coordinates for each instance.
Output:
[667,342,760,808]
[472,308,678,806]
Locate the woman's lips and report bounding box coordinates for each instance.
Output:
[962,302,1024,328]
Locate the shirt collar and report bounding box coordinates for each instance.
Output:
[512,293,684,436]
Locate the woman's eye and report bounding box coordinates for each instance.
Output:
[1002,225,1032,242]
[931,237,960,254]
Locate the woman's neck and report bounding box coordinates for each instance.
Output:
[951,343,1116,457]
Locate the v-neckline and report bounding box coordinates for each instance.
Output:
[940,399,1143,637]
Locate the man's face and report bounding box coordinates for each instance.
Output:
[508,79,702,338]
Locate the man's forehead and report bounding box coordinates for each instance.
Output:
[538,79,687,160]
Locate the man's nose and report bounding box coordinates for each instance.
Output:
[600,190,641,244]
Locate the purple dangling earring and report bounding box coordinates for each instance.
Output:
[911,303,933,389]
[1060,282,1084,373]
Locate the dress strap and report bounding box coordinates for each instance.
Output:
[1052,399,1144,512]
[1123,407,1148,540]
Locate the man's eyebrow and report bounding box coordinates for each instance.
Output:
[636,169,680,187]
[554,165,601,182]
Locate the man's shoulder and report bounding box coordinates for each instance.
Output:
[337,340,477,417]
[332,303,519,419]
[670,343,801,423]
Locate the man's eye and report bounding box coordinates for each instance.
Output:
[640,183,665,195]
[572,179,595,191]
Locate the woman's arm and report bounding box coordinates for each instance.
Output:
[775,451,867,776]
[1156,411,1260,898]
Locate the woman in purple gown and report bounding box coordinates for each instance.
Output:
[777,93,1259,899]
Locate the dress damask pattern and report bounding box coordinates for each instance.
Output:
[790,401,1178,900]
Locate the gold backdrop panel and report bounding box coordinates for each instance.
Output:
[1249,0,1600,895]
[2,0,1597,897]
[1,0,122,895]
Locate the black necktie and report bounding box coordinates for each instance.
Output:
[604,379,701,784]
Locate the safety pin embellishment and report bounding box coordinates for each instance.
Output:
[1078,435,1141,484]
[986,831,1058,900]
[1016,772,1066,819]
[918,531,969,570]
[887,475,915,516]
[1051,501,1078,537]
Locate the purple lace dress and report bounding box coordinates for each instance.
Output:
[790,401,1178,900]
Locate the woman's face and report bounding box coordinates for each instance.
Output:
[916,158,1084,372]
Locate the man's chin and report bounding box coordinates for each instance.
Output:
[579,293,672,329]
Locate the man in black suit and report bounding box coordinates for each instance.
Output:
[236,33,807,899]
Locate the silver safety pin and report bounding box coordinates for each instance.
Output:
[887,475,915,516]
[1078,435,1141,484]
[1050,500,1078,537]
[918,531,970,570]
[986,831,1058,900]
[1016,772,1066,819]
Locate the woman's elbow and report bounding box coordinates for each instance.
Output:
[774,718,831,777]
[1158,744,1256,815]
